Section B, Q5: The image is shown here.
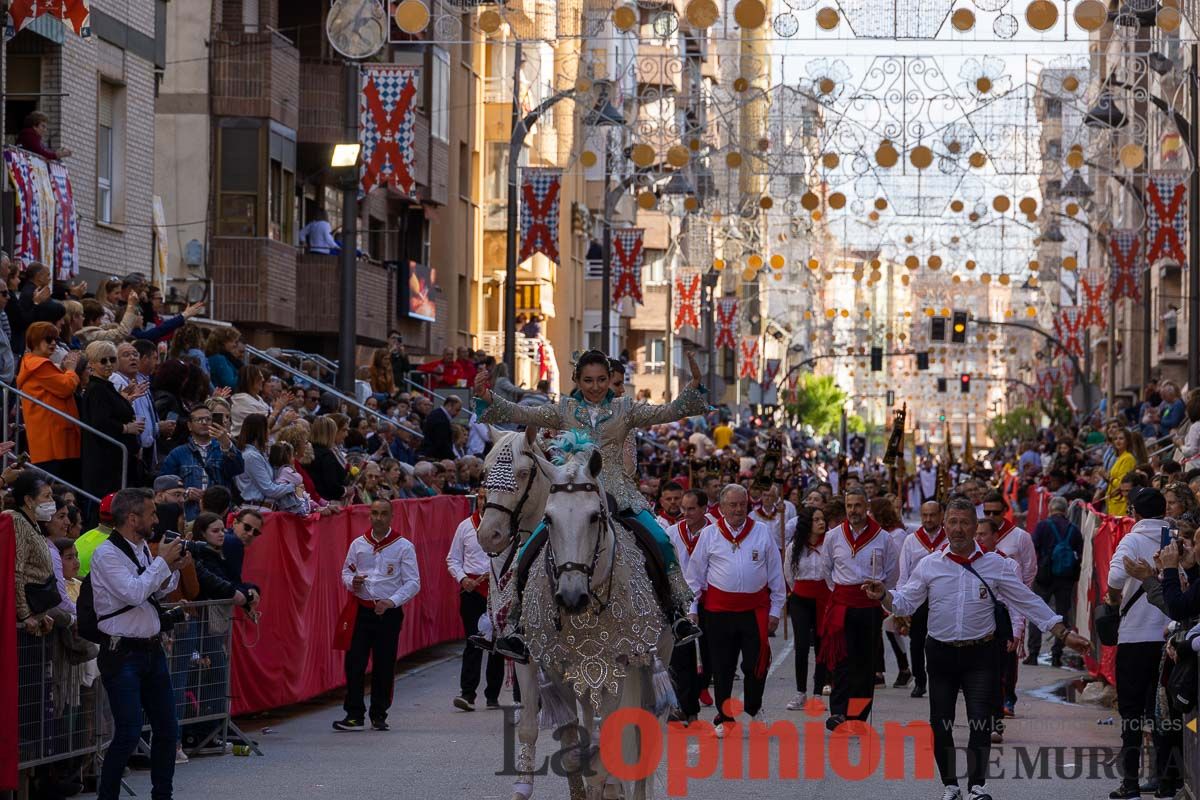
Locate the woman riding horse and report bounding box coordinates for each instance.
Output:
[473,349,707,662]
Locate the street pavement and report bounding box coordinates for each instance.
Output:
[101,639,1129,800]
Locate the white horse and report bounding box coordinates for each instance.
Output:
[522,444,676,800]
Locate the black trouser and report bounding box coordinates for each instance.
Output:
[697,607,714,692]
[1028,578,1075,658]
[786,595,826,694]
[926,637,998,790]
[830,606,883,720]
[344,604,404,723]
[706,609,766,720]
[1116,641,1167,786]
[910,602,929,687]
[669,639,701,718]
[459,590,503,703]
[886,630,909,673]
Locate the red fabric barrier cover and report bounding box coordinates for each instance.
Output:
[1025,485,1050,532]
[230,496,470,716]
[0,515,16,789]
[1083,510,1134,686]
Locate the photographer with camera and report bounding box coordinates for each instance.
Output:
[89,487,185,800]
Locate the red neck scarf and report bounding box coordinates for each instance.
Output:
[755,502,781,521]
[470,509,481,529]
[365,528,403,553]
[676,520,704,555]
[841,517,883,555]
[995,519,1016,543]
[660,509,681,525]
[945,548,983,566]
[915,526,946,552]
[716,517,754,550]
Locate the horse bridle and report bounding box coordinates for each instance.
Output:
[543,480,608,582]
[480,463,538,559]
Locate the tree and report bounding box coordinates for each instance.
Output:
[987,406,1039,449]
[784,374,848,435]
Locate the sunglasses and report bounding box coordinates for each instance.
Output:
[982,507,1006,516]
[241,522,261,536]
[96,356,116,365]
[42,338,57,346]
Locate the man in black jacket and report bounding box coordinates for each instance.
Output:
[388,331,411,388]
[420,396,461,461]
[1027,496,1084,666]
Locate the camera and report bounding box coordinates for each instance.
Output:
[161,531,210,558]
[157,605,187,630]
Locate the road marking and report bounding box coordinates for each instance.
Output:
[766,638,796,680]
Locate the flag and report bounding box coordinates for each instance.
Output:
[738,337,759,381]
[612,228,645,305]
[1145,172,1187,264]
[360,65,419,197]
[1079,270,1107,330]
[1052,306,1084,359]
[762,358,781,389]
[519,168,561,264]
[1108,229,1142,302]
[715,297,739,349]
[7,0,91,38]
[673,269,701,332]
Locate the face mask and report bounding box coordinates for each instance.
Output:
[35,501,56,522]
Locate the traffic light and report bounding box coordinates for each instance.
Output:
[951,311,968,344]
[960,373,971,393]
[931,317,946,341]
[937,377,947,393]
[870,346,883,372]
[938,413,946,422]
[916,351,930,370]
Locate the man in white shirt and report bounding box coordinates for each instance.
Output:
[1104,487,1174,800]
[90,487,186,800]
[334,499,421,732]
[864,498,1087,800]
[899,500,946,699]
[685,484,785,734]
[918,458,938,504]
[749,482,796,555]
[446,491,503,711]
[111,341,159,470]
[980,491,1037,588]
[818,487,898,729]
[655,480,684,529]
[666,489,711,723]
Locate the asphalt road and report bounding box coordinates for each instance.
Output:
[100,638,1130,800]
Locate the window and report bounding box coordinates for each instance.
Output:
[646,338,665,364]
[217,121,261,236]
[217,120,299,240]
[368,215,386,261]
[516,284,541,312]
[268,124,296,243]
[1043,98,1062,119]
[431,48,450,143]
[459,142,470,197]
[96,81,124,224]
[643,250,667,284]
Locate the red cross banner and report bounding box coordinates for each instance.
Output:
[673,269,701,332]
[1145,172,1188,265]
[738,337,760,381]
[1053,306,1084,359]
[360,65,419,197]
[519,168,561,265]
[715,297,739,350]
[762,358,782,389]
[612,228,645,306]
[1108,229,1142,302]
[8,0,90,37]
[1079,270,1107,330]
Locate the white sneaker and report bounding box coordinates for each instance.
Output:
[750,711,771,728]
[821,684,832,696]
[968,785,992,800]
[175,746,189,764]
[786,692,808,710]
[941,787,962,800]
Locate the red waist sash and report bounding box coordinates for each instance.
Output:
[791,579,831,637]
[818,584,881,670]
[703,585,772,679]
[466,572,489,598]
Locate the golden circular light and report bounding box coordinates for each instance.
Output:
[874,197,888,211]
[969,152,987,169]
[760,196,774,209]
[950,199,965,213]
[686,0,721,28]
[1028,259,1040,271]
[863,309,872,319]
[748,254,764,269]
[667,145,691,167]
[734,0,767,27]
[940,307,951,317]
[905,235,914,244]
[875,140,899,168]
[816,6,840,29]
[822,152,840,169]
[1027,306,1038,318]
[871,258,881,268]
[689,138,702,151]
[1025,0,1058,30]
[1074,0,1107,29]
[801,191,819,211]
[929,255,943,270]
[770,254,785,269]
[394,0,431,32]
[1158,5,1181,31]
[966,259,976,270]
[824,271,833,280]
[1003,309,1014,318]
[807,258,820,270]
[1119,143,1145,169]
[992,195,1011,213]
[683,196,699,212]
[868,211,880,221]
[733,77,750,93]
[1029,276,1040,288]
[812,210,823,221]
[910,145,934,169]
[976,77,993,95]
[1062,256,1077,271]
[901,274,911,286]
[742,268,757,282]
[1065,202,1080,216]
[478,9,503,33]
[804,310,813,320]
[924,307,935,317]
[951,7,976,30]
[952,275,962,284]
[998,274,1011,285]
[630,143,656,167]
[772,271,782,281]
[1062,75,1080,93]
[905,255,920,270]
[818,77,836,95]
[1018,197,1037,214]
[612,4,638,31]
[726,151,743,168]
[829,192,846,209]
[870,270,882,282]
[713,258,725,270]
[980,273,992,284]
[580,150,597,168]
[968,212,980,222]
[637,192,657,210]
[1066,149,1085,170]
[947,140,963,154]
[840,309,850,318]
[825,309,837,319]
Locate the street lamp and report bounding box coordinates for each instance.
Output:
[331,138,361,394]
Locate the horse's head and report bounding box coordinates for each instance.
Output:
[477,426,547,556]
[534,445,610,614]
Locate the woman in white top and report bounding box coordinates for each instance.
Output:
[872,496,913,688]
[1177,389,1200,462]
[229,365,272,438]
[783,506,830,709]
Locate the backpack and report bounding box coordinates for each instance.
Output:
[76,536,147,645]
[1050,519,1080,578]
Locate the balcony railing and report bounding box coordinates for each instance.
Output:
[212,30,300,129]
[295,254,392,344]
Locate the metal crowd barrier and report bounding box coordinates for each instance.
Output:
[16,599,258,792]
[1184,700,1198,800]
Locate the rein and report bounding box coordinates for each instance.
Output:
[480,464,538,558]
[543,478,618,628]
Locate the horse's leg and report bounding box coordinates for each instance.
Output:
[512,662,540,800]
[552,692,587,800]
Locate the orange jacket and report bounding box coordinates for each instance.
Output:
[16,354,80,462]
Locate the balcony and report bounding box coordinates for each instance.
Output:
[295,254,393,344]
[210,238,298,330]
[298,60,345,145]
[212,30,299,130]
[636,44,683,91]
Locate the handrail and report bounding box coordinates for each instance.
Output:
[244,345,424,439]
[1,380,128,491]
[636,432,671,453]
[4,457,102,505]
[402,376,449,402]
[270,348,339,381]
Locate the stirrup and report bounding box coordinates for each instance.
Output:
[467,634,495,652]
[672,617,703,646]
[495,634,530,664]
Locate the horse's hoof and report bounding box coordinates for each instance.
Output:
[511,780,533,800]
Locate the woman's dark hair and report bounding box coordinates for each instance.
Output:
[191,512,223,540]
[65,504,81,529]
[153,359,191,397]
[573,350,610,380]
[235,364,265,396]
[236,413,270,451]
[608,357,624,376]
[268,441,293,469]
[10,471,46,510]
[789,506,824,573]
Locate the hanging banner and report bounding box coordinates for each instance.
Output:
[611,228,645,306]
[152,196,168,290]
[1108,229,1142,302]
[672,269,701,332]
[1145,172,1188,265]
[4,148,76,277]
[1053,306,1084,359]
[7,0,91,38]
[762,358,781,389]
[1079,269,1107,330]
[518,168,561,265]
[360,65,419,197]
[738,337,760,381]
[715,297,739,350]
